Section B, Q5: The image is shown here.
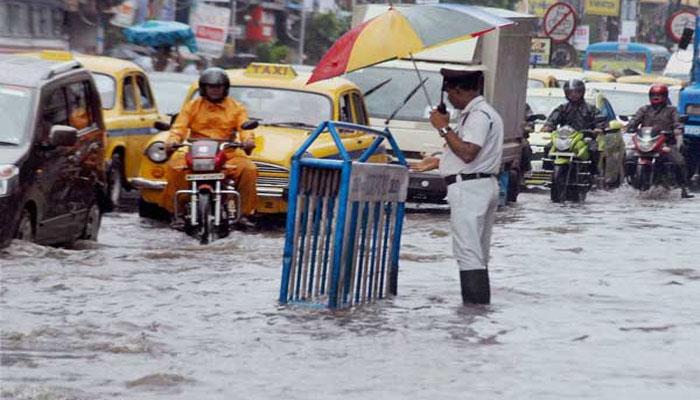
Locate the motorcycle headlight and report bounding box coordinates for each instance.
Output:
[0,164,19,196]
[146,141,167,163]
[555,137,570,151]
[638,138,654,152]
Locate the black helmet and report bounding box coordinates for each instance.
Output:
[563,79,585,101]
[198,67,230,102]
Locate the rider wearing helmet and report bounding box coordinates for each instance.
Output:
[541,79,607,133]
[162,67,260,226]
[541,79,607,176]
[625,83,693,198]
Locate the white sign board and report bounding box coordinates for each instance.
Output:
[110,0,136,28]
[618,36,630,51]
[621,20,637,40]
[572,25,589,51]
[191,2,230,59]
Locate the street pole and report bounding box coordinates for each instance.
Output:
[298,0,306,65]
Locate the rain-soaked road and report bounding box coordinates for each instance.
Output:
[1,187,699,399]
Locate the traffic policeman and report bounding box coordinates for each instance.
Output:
[412,69,503,305]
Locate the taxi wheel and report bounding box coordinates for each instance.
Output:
[80,203,101,241]
[108,153,124,209]
[14,208,35,242]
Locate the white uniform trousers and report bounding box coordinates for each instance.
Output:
[446,176,499,271]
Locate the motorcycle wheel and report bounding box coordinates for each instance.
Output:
[198,192,212,245]
[551,164,568,203]
[636,164,651,191]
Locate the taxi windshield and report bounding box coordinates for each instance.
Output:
[0,85,33,146]
[347,67,446,121]
[230,87,332,126]
[93,73,116,109]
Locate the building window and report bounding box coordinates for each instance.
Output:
[52,8,64,38]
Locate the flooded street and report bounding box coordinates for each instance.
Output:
[1,188,699,399]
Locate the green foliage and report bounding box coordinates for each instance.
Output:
[304,12,351,65]
[255,42,291,63]
[446,0,519,10]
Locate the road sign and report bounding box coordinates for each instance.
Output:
[543,2,577,44]
[667,10,696,43]
[530,37,552,65]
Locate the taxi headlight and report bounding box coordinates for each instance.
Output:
[0,164,19,196]
[146,141,167,163]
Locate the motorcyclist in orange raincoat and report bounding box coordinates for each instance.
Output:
[162,67,259,227]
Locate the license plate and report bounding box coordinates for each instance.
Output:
[685,125,700,136]
[186,173,225,181]
[531,160,543,172]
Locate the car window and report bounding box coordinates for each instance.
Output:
[339,93,353,122]
[525,94,565,116]
[66,81,95,131]
[0,85,32,145]
[135,74,154,110]
[528,79,545,88]
[92,73,115,109]
[590,88,649,116]
[122,75,137,111]
[43,88,68,127]
[351,92,368,125]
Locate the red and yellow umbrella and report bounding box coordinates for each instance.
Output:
[307,4,514,84]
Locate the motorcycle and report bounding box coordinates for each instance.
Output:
[170,121,258,244]
[542,125,593,203]
[625,126,677,192]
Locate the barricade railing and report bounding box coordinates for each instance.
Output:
[279,121,408,309]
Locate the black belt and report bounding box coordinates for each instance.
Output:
[444,172,496,186]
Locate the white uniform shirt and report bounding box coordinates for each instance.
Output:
[439,96,504,177]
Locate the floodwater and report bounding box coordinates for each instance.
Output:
[1,188,699,399]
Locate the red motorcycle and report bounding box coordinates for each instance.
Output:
[625,127,677,192]
[172,121,258,244]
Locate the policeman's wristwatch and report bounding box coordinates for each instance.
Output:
[438,126,452,137]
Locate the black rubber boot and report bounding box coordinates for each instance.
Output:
[459,269,491,305]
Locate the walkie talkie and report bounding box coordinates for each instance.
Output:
[437,80,447,114]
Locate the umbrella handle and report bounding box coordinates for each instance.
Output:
[409,53,433,108]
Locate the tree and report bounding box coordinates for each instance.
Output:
[255,42,291,63]
[303,12,351,65]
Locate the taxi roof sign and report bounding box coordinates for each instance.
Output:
[39,50,74,62]
[244,63,297,79]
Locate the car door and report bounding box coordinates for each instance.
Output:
[33,85,78,242]
[65,80,103,219]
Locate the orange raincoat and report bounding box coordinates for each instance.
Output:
[160,96,258,216]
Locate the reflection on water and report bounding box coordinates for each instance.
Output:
[1,189,699,399]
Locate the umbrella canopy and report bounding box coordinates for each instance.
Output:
[124,20,198,53]
[307,4,514,84]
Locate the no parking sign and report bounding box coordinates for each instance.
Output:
[543,2,577,44]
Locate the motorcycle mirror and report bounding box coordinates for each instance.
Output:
[154,120,171,131]
[679,27,694,50]
[241,120,259,130]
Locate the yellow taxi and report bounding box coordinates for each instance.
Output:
[615,74,684,86]
[133,63,388,218]
[74,55,163,208]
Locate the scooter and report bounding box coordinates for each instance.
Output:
[542,125,593,203]
[625,126,677,192]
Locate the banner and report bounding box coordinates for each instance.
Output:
[191,2,230,59]
[585,0,620,17]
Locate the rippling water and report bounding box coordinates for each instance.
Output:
[1,188,699,399]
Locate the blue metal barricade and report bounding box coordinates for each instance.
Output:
[280,121,408,309]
